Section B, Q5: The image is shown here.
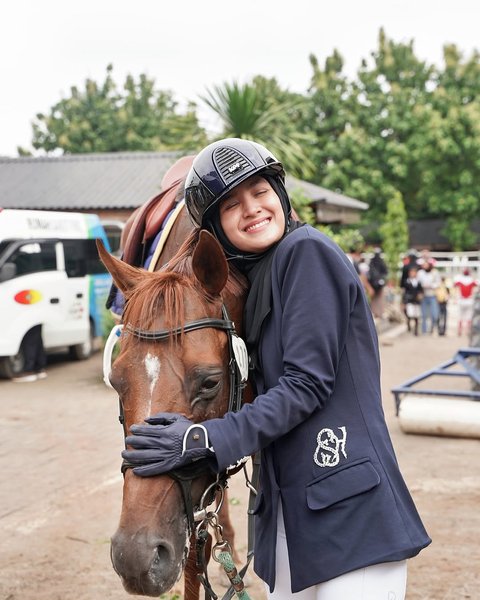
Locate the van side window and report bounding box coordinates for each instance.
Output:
[10,242,57,276]
[63,239,107,278]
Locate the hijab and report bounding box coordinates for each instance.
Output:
[207,175,303,373]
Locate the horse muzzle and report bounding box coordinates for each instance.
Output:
[111,528,186,596]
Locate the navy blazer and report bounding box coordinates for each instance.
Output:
[205,226,431,593]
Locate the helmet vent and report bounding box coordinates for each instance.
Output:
[213,147,252,183]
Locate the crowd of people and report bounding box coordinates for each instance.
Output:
[348,246,479,337]
[400,249,478,337]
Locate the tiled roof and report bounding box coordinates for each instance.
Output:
[0,152,180,210]
[0,151,368,212]
[286,176,368,211]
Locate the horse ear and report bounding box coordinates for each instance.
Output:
[192,231,228,295]
[96,239,145,294]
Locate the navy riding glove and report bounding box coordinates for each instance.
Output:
[122,413,215,477]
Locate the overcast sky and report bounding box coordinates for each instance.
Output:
[1,0,479,156]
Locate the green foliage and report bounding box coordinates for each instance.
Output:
[201,78,315,178]
[289,188,316,225]
[30,65,207,154]
[379,191,409,284]
[319,225,365,254]
[333,228,366,253]
[304,30,480,250]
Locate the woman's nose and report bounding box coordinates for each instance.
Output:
[242,195,261,216]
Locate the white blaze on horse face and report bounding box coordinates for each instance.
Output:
[144,353,161,399]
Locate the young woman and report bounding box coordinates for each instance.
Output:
[123,138,431,599]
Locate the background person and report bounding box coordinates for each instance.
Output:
[417,259,440,334]
[435,276,450,336]
[122,138,431,599]
[403,266,423,336]
[400,249,420,290]
[12,325,47,382]
[368,247,388,319]
[454,268,478,336]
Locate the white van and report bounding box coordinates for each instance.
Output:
[0,209,112,378]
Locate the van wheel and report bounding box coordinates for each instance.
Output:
[0,350,26,379]
[69,322,95,361]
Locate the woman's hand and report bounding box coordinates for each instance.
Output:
[122,413,214,476]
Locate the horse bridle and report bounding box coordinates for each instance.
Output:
[105,306,254,600]
[114,304,249,532]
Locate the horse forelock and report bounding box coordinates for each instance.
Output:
[123,270,211,334]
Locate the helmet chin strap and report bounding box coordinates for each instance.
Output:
[205,225,265,262]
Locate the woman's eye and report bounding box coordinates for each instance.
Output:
[223,200,239,211]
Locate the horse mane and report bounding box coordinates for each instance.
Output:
[122,229,248,332]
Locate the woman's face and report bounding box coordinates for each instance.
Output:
[219,175,285,254]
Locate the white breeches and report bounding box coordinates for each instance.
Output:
[458,297,474,323]
[266,503,407,600]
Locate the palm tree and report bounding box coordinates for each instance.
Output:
[201,79,315,178]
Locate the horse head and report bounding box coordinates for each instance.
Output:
[98,231,248,597]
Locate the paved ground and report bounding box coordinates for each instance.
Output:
[0,308,479,599]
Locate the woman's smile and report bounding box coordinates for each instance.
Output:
[244,217,271,233]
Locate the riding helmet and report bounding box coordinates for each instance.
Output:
[184,138,288,228]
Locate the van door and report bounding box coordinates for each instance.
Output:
[0,240,80,353]
[53,239,91,347]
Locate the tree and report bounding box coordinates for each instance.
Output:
[412,45,480,249]
[379,191,409,284]
[306,30,480,250]
[311,30,435,221]
[201,78,315,178]
[304,50,354,187]
[27,65,207,154]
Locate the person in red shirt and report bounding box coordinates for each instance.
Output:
[454,268,478,336]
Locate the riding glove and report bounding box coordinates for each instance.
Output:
[122,413,215,477]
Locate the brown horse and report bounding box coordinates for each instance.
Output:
[98,229,251,599]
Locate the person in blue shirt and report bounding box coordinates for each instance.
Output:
[123,138,431,599]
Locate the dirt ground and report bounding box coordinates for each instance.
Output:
[0,313,479,600]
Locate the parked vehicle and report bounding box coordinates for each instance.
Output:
[0,209,111,378]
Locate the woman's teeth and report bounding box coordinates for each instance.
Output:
[245,219,269,232]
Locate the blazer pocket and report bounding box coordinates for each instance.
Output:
[306,459,380,510]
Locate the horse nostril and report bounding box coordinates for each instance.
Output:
[153,543,172,570]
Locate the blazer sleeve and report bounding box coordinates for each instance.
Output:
[204,229,359,472]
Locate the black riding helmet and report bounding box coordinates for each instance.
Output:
[184,138,291,229]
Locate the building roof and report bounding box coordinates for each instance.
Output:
[0,151,368,212]
[0,152,180,211]
[286,176,368,211]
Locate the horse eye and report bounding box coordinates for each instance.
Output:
[191,374,223,406]
[200,376,221,395]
